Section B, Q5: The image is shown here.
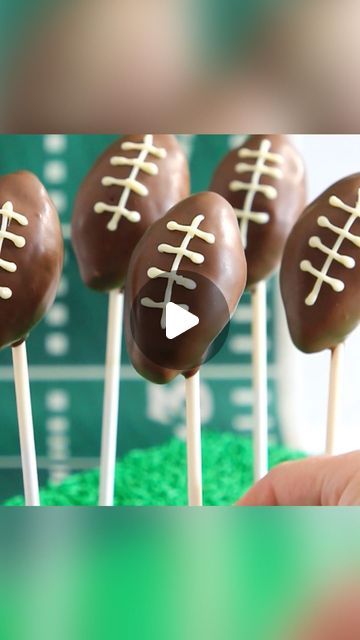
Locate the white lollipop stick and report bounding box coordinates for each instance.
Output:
[185,370,203,506]
[252,280,268,482]
[325,343,344,456]
[98,289,124,506]
[12,341,40,506]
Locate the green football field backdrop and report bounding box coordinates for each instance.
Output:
[0,135,281,500]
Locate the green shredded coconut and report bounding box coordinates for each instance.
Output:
[5,432,305,506]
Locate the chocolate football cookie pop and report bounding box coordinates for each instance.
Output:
[125,192,246,505]
[210,134,306,481]
[281,173,360,454]
[72,134,189,506]
[0,171,63,505]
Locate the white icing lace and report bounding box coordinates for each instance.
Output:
[0,201,28,300]
[141,214,215,329]
[94,134,167,232]
[229,138,284,248]
[300,189,360,306]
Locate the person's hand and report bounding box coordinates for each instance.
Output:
[237,451,360,506]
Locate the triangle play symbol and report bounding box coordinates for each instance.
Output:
[165,302,199,340]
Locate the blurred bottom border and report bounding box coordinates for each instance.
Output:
[0,507,359,639]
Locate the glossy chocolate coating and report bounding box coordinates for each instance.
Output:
[210,134,306,288]
[72,134,189,292]
[125,191,246,383]
[280,173,360,353]
[0,171,63,350]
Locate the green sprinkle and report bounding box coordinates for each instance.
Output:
[5,432,305,506]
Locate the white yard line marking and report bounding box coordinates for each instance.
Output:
[0,363,279,381]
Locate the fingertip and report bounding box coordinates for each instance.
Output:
[235,471,278,506]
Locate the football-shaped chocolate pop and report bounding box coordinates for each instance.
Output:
[280,173,360,353]
[210,134,306,287]
[0,171,63,350]
[125,191,246,383]
[72,134,189,292]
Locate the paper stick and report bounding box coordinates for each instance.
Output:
[252,280,268,482]
[12,341,40,506]
[325,343,344,455]
[98,290,124,506]
[185,370,203,506]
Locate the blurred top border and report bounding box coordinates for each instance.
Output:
[0,0,357,133]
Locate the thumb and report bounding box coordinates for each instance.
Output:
[236,452,360,506]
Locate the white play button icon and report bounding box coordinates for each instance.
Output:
[130,270,230,368]
[165,302,199,340]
